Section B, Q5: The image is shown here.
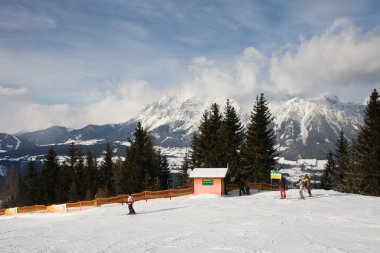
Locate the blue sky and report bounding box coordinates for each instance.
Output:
[0,0,380,133]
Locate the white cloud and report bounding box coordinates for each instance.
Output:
[0,86,29,102]
[1,80,163,133]
[11,104,76,132]
[270,18,380,95]
[83,80,161,125]
[180,47,267,109]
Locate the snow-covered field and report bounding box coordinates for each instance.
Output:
[1,190,379,253]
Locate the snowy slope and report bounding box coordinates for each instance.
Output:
[1,190,379,253]
[0,133,37,152]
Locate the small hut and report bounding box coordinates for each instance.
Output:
[189,168,228,195]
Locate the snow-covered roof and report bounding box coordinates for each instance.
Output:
[189,168,228,178]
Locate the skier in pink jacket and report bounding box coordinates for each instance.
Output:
[127,194,136,214]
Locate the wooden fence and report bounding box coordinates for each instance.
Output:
[1,182,279,216]
[0,187,194,216]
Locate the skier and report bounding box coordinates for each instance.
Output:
[239,178,246,196]
[303,174,313,197]
[297,179,305,200]
[244,180,250,195]
[127,194,136,214]
[279,175,287,199]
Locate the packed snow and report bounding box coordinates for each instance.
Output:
[1,189,379,253]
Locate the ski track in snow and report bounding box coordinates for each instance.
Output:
[12,135,21,150]
[0,190,379,253]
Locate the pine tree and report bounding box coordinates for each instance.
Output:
[121,122,158,193]
[334,130,350,191]
[113,156,123,194]
[100,143,115,197]
[178,151,191,187]
[208,103,223,167]
[40,146,61,204]
[220,99,244,186]
[190,110,211,167]
[241,94,278,182]
[157,150,171,190]
[348,89,380,195]
[75,148,86,200]
[19,160,39,205]
[190,103,223,168]
[63,142,78,202]
[321,151,335,190]
[0,166,19,208]
[84,150,97,199]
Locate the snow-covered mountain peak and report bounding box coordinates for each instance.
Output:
[134,93,243,132]
[317,92,339,104]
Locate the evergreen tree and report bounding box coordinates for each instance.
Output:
[62,143,78,202]
[84,150,97,199]
[178,151,191,187]
[0,166,19,208]
[190,103,223,168]
[334,130,350,191]
[40,147,61,204]
[348,89,380,195]
[190,110,211,167]
[100,143,115,197]
[121,123,157,193]
[19,160,39,205]
[157,150,171,190]
[321,151,335,190]
[75,148,86,200]
[113,155,123,194]
[220,99,244,189]
[241,94,278,182]
[208,103,223,167]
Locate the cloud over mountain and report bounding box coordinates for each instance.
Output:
[270,18,380,95]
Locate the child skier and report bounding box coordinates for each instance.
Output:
[297,179,305,200]
[127,194,136,214]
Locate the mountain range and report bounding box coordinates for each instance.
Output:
[0,93,365,179]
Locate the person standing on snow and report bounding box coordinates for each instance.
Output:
[239,178,246,196]
[279,176,287,199]
[127,194,136,214]
[303,174,313,197]
[297,179,305,200]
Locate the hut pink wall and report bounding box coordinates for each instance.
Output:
[193,178,224,195]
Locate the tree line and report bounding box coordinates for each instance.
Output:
[321,89,380,196]
[1,122,171,208]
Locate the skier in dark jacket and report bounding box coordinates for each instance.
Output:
[279,176,287,199]
[239,179,246,196]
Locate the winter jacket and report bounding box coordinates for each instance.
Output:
[127,195,134,204]
[297,180,304,190]
[280,177,287,188]
[304,176,311,188]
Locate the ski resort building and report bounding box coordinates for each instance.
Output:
[189,168,228,195]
